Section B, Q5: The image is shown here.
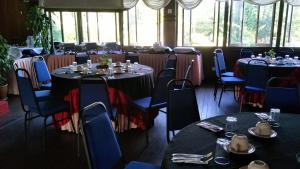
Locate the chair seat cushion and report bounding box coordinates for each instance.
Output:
[221,72,234,77]
[132,97,166,112]
[125,161,160,169]
[245,86,265,93]
[221,77,245,84]
[35,90,53,101]
[31,100,68,117]
[40,83,52,90]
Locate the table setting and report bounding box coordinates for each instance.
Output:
[162,111,300,169]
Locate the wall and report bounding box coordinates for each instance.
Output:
[0,0,29,45]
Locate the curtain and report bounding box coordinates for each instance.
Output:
[286,0,300,6]
[245,0,280,5]
[176,0,203,10]
[143,0,172,9]
[123,0,139,9]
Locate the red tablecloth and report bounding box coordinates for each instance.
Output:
[0,101,8,116]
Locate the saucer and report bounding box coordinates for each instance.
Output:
[225,143,255,155]
[248,127,277,138]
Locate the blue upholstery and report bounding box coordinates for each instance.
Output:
[81,103,160,169]
[31,100,69,117]
[167,79,200,142]
[80,77,116,120]
[35,90,53,101]
[81,104,121,169]
[40,83,52,90]
[125,161,160,169]
[214,50,234,78]
[33,57,51,83]
[265,78,300,113]
[132,69,175,112]
[221,76,245,85]
[222,72,234,77]
[245,59,269,93]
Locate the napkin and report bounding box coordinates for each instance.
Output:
[196,121,223,132]
[254,113,269,120]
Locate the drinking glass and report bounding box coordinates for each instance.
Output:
[87,59,92,68]
[268,108,280,127]
[225,116,237,138]
[214,138,230,165]
[296,153,300,163]
[72,61,77,67]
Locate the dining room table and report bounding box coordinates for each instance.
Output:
[51,63,155,132]
[161,112,300,169]
[234,57,300,108]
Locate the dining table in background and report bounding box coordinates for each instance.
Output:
[51,63,154,132]
[234,58,300,108]
[8,52,204,95]
[162,112,300,169]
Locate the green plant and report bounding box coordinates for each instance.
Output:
[265,49,276,58]
[98,54,110,65]
[0,35,13,86]
[26,5,51,52]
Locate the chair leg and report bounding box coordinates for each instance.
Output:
[214,82,219,100]
[24,112,29,146]
[218,85,225,106]
[167,130,170,143]
[43,117,48,153]
[77,125,81,157]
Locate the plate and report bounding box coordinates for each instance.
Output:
[114,71,125,74]
[248,127,277,138]
[225,143,255,155]
[239,166,248,169]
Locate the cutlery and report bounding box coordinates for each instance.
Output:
[172,152,212,159]
[172,156,213,164]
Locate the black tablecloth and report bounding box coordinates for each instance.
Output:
[162,113,300,169]
[237,58,300,78]
[51,64,154,99]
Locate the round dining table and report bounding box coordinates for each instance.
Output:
[51,63,155,132]
[161,112,300,169]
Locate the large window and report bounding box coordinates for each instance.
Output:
[81,12,120,44]
[229,1,278,47]
[177,0,225,46]
[284,5,300,47]
[50,12,78,43]
[123,0,164,46]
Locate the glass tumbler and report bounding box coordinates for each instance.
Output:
[269,108,280,127]
[225,116,237,138]
[214,138,230,165]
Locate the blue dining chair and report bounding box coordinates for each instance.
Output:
[32,56,52,90]
[240,48,254,58]
[15,68,75,150]
[275,47,294,58]
[165,53,177,69]
[75,52,90,64]
[166,79,200,142]
[80,102,160,169]
[213,53,245,106]
[265,77,300,113]
[214,49,234,77]
[131,68,176,144]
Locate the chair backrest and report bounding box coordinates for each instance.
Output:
[265,77,300,113]
[246,59,269,89]
[33,56,51,83]
[165,53,177,69]
[63,43,76,54]
[182,59,194,88]
[125,52,139,63]
[167,79,200,131]
[79,77,114,120]
[85,43,98,52]
[275,47,294,58]
[213,53,223,79]
[15,68,38,112]
[240,48,253,58]
[80,102,122,169]
[214,48,223,54]
[215,52,227,74]
[150,69,176,107]
[75,52,90,64]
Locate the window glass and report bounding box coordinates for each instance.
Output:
[62,12,78,43]
[51,12,62,42]
[288,6,300,46]
[123,11,129,46]
[230,0,243,45]
[87,12,98,42]
[191,0,215,46]
[98,13,117,43]
[257,4,273,45]
[218,2,225,46]
[242,3,257,46]
[128,8,137,45]
[177,6,183,46]
[81,12,89,42]
[183,10,191,46]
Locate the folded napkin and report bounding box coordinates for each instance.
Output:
[254,113,269,121]
[171,153,213,164]
[196,121,223,132]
